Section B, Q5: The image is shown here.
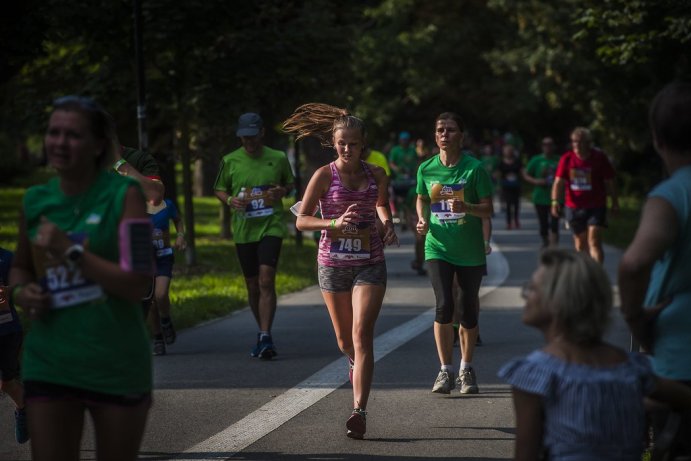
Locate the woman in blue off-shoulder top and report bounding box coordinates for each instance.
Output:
[499,249,691,461]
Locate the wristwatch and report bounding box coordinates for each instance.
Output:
[64,244,85,266]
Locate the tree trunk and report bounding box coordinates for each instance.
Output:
[193,157,219,197]
[177,119,196,266]
[219,204,231,239]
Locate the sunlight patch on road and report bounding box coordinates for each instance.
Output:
[176,245,509,460]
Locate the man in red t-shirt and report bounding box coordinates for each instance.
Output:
[550,127,619,262]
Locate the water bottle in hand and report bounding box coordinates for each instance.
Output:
[237,187,247,217]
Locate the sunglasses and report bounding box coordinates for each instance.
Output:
[53,95,103,111]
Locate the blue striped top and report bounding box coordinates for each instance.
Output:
[499,350,656,461]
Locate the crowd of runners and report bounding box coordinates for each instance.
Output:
[1,81,691,460]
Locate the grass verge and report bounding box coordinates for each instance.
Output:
[1,176,317,331]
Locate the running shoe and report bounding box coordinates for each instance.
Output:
[161,317,177,345]
[250,333,261,357]
[15,408,29,444]
[348,357,355,383]
[346,408,367,439]
[432,370,455,394]
[457,367,479,394]
[153,338,166,356]
[258,334,277,360]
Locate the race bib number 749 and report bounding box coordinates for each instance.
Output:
[329,222,371,260]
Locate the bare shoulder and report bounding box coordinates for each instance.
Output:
[369,164,387,180]
[304,164,333,195]
[313,164,333,183]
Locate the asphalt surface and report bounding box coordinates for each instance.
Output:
[1,200,630,460]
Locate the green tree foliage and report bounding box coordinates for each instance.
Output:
[350,0,509,144]
[2,0,688,195]
[487,0,690,173]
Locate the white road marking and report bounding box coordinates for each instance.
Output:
[177,245,509,460]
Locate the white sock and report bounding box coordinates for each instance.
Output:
[460,361,472,371]
[441,364,454,372]
[259,331,271,339]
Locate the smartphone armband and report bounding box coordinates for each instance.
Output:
[119,218,154,273]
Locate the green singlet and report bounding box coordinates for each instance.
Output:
[22,171,152,395]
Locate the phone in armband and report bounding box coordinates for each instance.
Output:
[119,218,154,273]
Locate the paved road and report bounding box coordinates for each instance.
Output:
[1,201,630,460]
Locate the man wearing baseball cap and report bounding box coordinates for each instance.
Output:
[213,112,295,359]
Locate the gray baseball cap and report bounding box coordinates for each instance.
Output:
[236,112,263,137]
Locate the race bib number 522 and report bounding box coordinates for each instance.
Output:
[33,232,104,309]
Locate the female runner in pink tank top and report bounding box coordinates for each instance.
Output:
[283,104,398,440]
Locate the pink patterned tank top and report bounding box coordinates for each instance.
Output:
[317,161,384,267]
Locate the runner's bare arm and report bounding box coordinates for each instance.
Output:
[295,166,332,232]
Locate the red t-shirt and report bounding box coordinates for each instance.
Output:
[555,149,615,208]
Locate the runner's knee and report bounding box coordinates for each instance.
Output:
[435,302,454,324]
[458,295,479,329]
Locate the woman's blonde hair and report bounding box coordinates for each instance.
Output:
[282,103,366,147]
[538,249,612,345]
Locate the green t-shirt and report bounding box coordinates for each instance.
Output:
[480,155,499,180]
[525,153,559,205]
[389,145,417,179]
[213,146,295,244]
[22,171,152,395]
[416,152,493,266]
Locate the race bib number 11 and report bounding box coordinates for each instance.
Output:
[429,182,466,222]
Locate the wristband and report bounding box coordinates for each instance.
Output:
[551,199,559,205]
[330,218,336,229]
[226,196,233,206]
[178,232,185,238]
[113,158,127,173]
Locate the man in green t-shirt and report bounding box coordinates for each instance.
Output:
[522,137,560,247]
[213,113,295,360]
[389,131,417,225]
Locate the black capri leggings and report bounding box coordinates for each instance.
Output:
[535,204,559,238]
[427,259,485,327]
